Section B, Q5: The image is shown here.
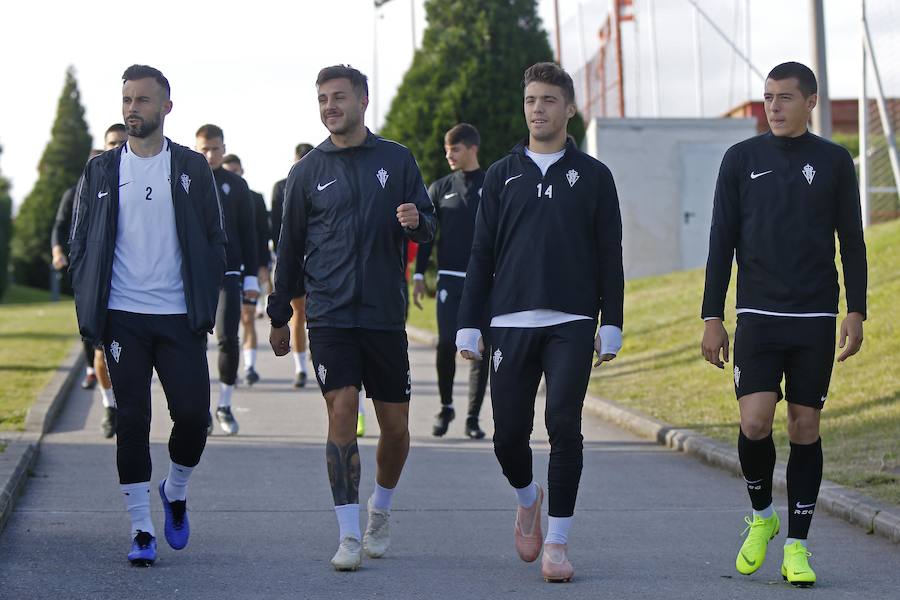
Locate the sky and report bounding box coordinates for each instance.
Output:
[1,0,894,212]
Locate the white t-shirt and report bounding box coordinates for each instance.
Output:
[108,140,187,314]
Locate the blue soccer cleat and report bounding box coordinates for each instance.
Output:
[159,480,190,550]
[127,531,157,567]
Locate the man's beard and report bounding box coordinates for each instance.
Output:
[126,113,161,138]
[326,112,361,136]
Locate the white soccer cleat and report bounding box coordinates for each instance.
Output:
[362,497,391,558]
[330,536,362,571]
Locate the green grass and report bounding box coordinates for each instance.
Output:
[0,285,79,430]
[589,218,900,505]
[407,280,438,334]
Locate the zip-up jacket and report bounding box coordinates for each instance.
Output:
[69,138,226,345]
[250,189,270,270]
[212,167,257,280]
[268,130,436,330]
[701,131,867,320]
[458,138,624,329]
[271,178,287,252]
[51,184,78,252]
[415,169,484,276]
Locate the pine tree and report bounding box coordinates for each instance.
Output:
[380,0,585,186]
[0,143,12,299]
[10,66,92,290]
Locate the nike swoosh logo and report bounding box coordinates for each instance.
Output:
[744,479,763,484]
[750,170,773,179]
[795,502,816,509]
[405,387,411,395]
[98,191,109,198]
[504,174,523,186]
[317,179,337,191]
[740,552,756,566]
[443,192,458,199]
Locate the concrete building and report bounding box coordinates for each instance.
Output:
[584,117,757,279]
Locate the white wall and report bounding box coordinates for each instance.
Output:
[585,118,757,279]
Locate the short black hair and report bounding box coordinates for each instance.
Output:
[445,123,480,148]
[523,62,576,105]
[222,153,241,166]
[122,64,170,98]
[295,143,314,160]
[767,61,818,97]
[105,123,127,137]
[196,124,224,140]
[316,65,368,98]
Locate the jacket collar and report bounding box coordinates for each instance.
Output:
[765,129,815,150]
[510,135,579,158]
[316,128,380,154]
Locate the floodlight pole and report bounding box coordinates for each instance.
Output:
[810,0,832,138]
[859,0,869,227]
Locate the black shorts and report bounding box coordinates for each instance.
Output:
[308,327,411,403]
[732,314,836,409]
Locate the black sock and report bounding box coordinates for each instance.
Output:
[787,438,823,540]
[738,429,776,511]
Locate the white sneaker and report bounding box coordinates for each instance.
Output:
[330,536,362,571]
[362,497,391,558]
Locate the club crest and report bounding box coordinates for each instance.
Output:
[566,169,580,188]
[110,340,122,364]
[376,168,389,189]
[802,163,816,185]
[493,349,503,372]
[318,364,327,384]
[439,289,448,303]
[221,182,231,195]
[180,173,191,193]
[734,365,741,387]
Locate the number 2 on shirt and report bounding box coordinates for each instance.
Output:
[536,183,553,198]
[145,186,152,201]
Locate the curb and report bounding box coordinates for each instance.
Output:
[0,340,85,535]
[582,394,900,544]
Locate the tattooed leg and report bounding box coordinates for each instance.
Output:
[326,439,361,505]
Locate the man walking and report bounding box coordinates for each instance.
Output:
[457,62,624,583]
[412,123,489,439]
[268,65,435,571]
[69,65,226,566]
[195,124,258,435]
[701,62,867,588]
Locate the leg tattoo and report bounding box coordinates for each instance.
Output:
[326,440,361,505]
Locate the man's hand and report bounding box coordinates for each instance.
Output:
[456,328,484,360]
[412,279,427,309]
[243,289,259,302]
[270,325,291,356]
[397,203,419,229]
[701,318,729,369]
[593,334,616,367]
[837,312,864,362]
[51,246,68,271]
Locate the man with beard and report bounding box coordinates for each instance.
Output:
[457,62,624,583]
[69,64,225,566]
[195,124,258,435]
[52,123,127,438]
[222,153,270,385]
[268,65,435,571]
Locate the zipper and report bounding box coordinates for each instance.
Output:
[342,151,364,326]
[170,152,195,324]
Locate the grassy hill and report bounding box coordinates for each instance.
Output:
[589,218,900,505]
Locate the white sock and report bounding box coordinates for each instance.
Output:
[163,462,194,502]
[243,348,256,369]
[121,482,154,537]
[358,389,365,416]
[293,351,307,374]
[544,516,572,545]
[86,366,96,376]
[371,483,395,511]
[785,537,807,548]
[100,387,116,408]
[219,383,234,408]
[753,503,775,519]
[514,481,538,508]
[334,503,361,541]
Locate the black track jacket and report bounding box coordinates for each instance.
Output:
[458,138,624,330]
[69,139,226,345]
[212,167,257,277]
[268,131,436,330]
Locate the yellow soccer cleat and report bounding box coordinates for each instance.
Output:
[781,541,816,588]
[735,512,780,575]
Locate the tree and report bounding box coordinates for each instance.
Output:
[0,144,12,299]
[10,67,92,290]
[380,0,585,187]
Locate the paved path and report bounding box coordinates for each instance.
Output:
[1,336,897,599]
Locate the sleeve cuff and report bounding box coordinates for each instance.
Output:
[243,275,260,293]
[413,273,425,281]
[455,328,483,359]
[597,325,623,356]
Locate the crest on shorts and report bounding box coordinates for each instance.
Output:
[180,173,191,194]
[493,348,503,372]
[221,182,231,195]
[376,168,389,189]
[405,370,411,395]
[318,363,327,384]
[566,169,580,188]
[802,163,815,185]
[439,289,448,303]
[110,340,122,364]
[733,365,741,387]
